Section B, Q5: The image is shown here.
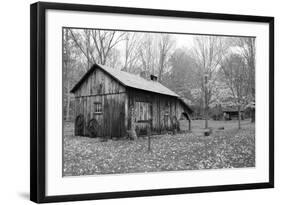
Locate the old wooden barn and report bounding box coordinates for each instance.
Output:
[70,64,192,138]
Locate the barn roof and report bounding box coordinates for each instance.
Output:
[70,64,193,112]
[70,64,179,97]
[222,107,244,112]
[178,97,193,113]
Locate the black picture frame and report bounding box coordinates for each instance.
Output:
[30,1,274,203]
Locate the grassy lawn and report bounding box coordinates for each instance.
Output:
[63,119,255,176]
[191,119,254,130]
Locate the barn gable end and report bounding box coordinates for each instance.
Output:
[72,67,126,97]
[72,66,127,138]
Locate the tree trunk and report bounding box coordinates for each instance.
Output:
[238,105,241,129]
[204,81,208,129]
[158,54,164,82]
[205,108,208,129]
[129,105,137,140]
[64,29,71,121]
[66,81,71,121]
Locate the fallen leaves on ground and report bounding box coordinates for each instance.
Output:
[63,126,255,176]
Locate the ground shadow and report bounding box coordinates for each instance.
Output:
[18,192,29,200]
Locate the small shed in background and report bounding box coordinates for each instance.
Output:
[222,107,244,120]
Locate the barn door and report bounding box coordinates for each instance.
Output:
[163,101,171,131]
[164,114,169,130]
[75,114,85,136]
[135,101,152,135]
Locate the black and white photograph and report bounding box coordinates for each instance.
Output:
[62,28,256,176]
[27,1,274,203]
[0,0,278,203]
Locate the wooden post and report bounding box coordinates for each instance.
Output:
[238,104,241,129]
[129,104,137,140]
[204,74,208,129]
[148,136,151,152]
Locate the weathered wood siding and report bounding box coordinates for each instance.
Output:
[72,66,192,137]
[127,88,190,135]
[73,68,127,138]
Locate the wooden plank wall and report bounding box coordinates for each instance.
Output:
[72,66,192,137]
[127,88,186,135]
[73,68,127,138]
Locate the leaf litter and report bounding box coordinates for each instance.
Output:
[63,127,255,176]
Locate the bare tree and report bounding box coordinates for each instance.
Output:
[63,28,71,121]
[138,34,159,75]
[157,34,175,82]
[69,29,95,71]
[107,48,122,68]
[192,36,228,128]
[136,33,175,79]
[69,29,126,68]
[122,33,140,72]
[165,48,197,97]
[84,29,95,69]
[91,30,126,65]
[236,38,256,122]
[220,53,250,129]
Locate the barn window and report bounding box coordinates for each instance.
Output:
[94,102,102,114]
[135,102,151,122]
